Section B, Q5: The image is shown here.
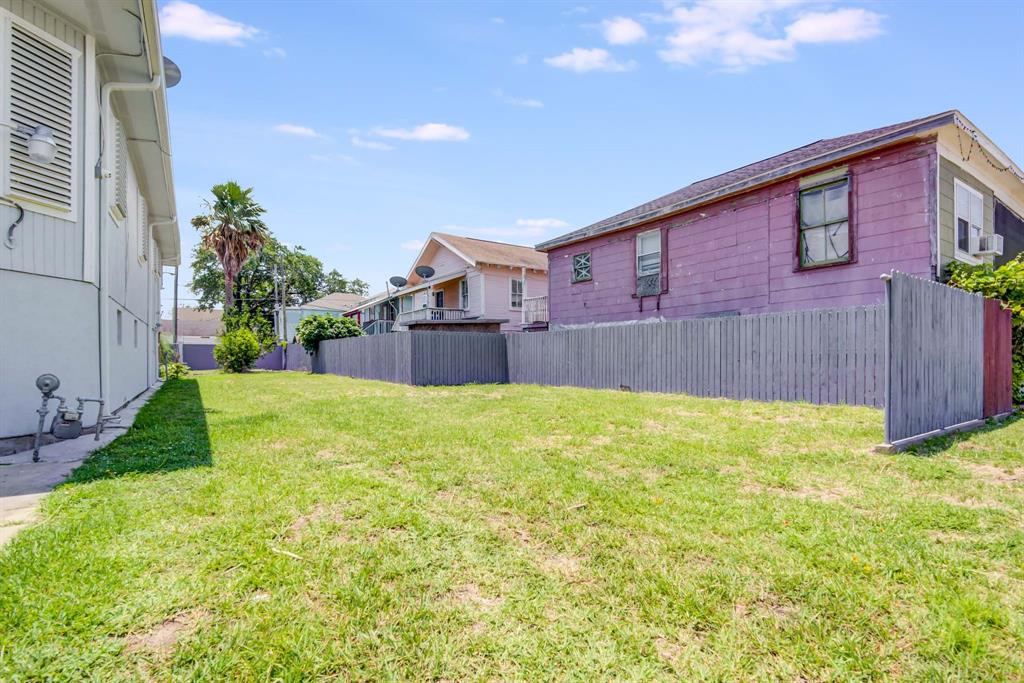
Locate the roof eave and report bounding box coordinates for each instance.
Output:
[535,111,957,252]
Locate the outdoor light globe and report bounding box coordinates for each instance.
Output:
[27,126,57,165]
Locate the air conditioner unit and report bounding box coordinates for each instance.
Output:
[973,233,1004,257]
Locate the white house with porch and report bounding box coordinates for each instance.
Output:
[348,233,548,334]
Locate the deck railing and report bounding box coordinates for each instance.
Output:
[363,319,395,335]
[523,296,548,324]
[397,308,468,325]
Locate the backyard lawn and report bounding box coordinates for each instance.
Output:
[1,372,1022,681]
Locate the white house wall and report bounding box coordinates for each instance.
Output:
[0,0,165,437]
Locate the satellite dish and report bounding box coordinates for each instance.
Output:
[389,276,408,288]
[414,265,435,279]
[163,57,182,88]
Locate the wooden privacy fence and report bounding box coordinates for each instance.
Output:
[507,307,886,406]
[882,272,1012,449]
[315,332,507,386]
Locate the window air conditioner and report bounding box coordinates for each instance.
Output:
[973,233,1004,257]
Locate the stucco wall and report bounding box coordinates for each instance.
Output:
[547,140,936,326]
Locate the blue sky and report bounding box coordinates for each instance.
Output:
[157,0,1024,312]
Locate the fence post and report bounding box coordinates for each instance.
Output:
[880,272,893,445]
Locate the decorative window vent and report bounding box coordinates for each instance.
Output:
[112,119,128,220]
[973,233,1004,257]
[138,195,148,262]
[6,21,76,213]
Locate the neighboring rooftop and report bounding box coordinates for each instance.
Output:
[159,307,222,338]
[432,233,548,271]
[298,292,366,311]
[537,110,984,251]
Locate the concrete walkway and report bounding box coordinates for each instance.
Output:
[0,384,160,547]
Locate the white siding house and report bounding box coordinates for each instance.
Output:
[0,0,180,438]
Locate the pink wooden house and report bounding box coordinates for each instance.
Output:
[536,111,1024,328]
[348,233,548,333]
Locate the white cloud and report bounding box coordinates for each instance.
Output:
[351,135,395,151]
[159,1,261,46]
[544,47,633,73]
[310,153,357,165]
[493,89,544,108]
[273,123,322,138]
[656,1,885,72]
[400,239,425,251]
[491,16,505,24]
[603,17,647,45]
[785,8,884,44]
[372,123,470,142]
[263,47,287,59]
[441,218,570,241]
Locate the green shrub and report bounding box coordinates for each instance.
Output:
[160,362,190,380]
[295,314,363,354]
[223,308,275,352]
[213,328,261,372]
[947,254,1024,403]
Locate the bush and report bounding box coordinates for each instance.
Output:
[160,362,190,380]
[295,314,363,354]
[213,328,261,372]
[947,254,1024,403]
[223,309,275,353]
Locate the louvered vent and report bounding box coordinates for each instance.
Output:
[113,120,128,219]
[138,195,148,261]
[8,22,74,211]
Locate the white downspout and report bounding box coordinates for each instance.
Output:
[97,75,163,409]
[521,266,527,326]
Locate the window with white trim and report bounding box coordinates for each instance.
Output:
[572,252,591,282]
[510,277,523,309]
[459,279,469,309]
[636,230,661,276]
[1,14,80,218]
[954,178,984,257]
[112,119,128,221]
[138,195,148,262]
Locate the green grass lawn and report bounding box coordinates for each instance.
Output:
[1,372,1022,681]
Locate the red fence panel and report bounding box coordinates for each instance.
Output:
[983,299,1013,417]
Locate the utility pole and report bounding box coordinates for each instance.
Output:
[273,263,280,340]
[172,265,179,347]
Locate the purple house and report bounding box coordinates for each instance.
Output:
[537,111,1024,328]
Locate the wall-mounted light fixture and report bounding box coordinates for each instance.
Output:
[1,122,58,165]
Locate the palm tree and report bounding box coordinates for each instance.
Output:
[192,181,269,310]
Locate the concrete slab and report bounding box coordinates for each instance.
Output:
[0,384,161,548]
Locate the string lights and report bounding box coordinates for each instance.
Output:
[953,114,1024,183]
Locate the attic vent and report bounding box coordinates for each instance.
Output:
[138,195,148,262]
[112,119,128,220]
[7,21,76,212]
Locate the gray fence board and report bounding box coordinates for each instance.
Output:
[507,306,886,406]
[883,272,984,443]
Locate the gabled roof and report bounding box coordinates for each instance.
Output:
[429,233,547,270]
[537,110,978,252]
[298,292,365,311]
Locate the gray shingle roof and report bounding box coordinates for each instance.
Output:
[536,111,956,251]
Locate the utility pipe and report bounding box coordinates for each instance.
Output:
[97,74,163,410]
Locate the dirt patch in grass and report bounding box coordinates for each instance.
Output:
[934,494,1009,511]
[449,583,504,610]
[125,609,207,654]
[742,482,853,503]
[733,594,797,620]
[487,514,584,581]
[960,462,1024,485]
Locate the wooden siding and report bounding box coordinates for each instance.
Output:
[994,199,1024,267]
[0,0,87,281]
[883,272,984,444]
[983,299,1013,417]
[547,140,936,326]
[507,306,885,406]
[937,156,996,273]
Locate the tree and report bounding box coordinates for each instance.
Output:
[191,181,270,310]
[295,314,363,355]
[322,269,370,297]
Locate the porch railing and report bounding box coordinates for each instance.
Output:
[397,308,469,325]
[524,296,548,324]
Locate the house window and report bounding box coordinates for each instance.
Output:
[460,280,469,309]
[799,178,850,268]
[116,310,123,345]
[572,252,591,282]
[400,295,413,313]
[954,179,984,257]
[434,290,444,308]
[1,16,80,219]
[510,278,524,309]
[636,230,661,276]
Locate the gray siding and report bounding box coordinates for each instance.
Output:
[507,308,885,406]
[883,271,984,444]
[938,156,995,274]
[0,0,87,281]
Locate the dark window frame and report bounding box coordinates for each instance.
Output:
[571,251,592,283]
[794,175,857,272]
